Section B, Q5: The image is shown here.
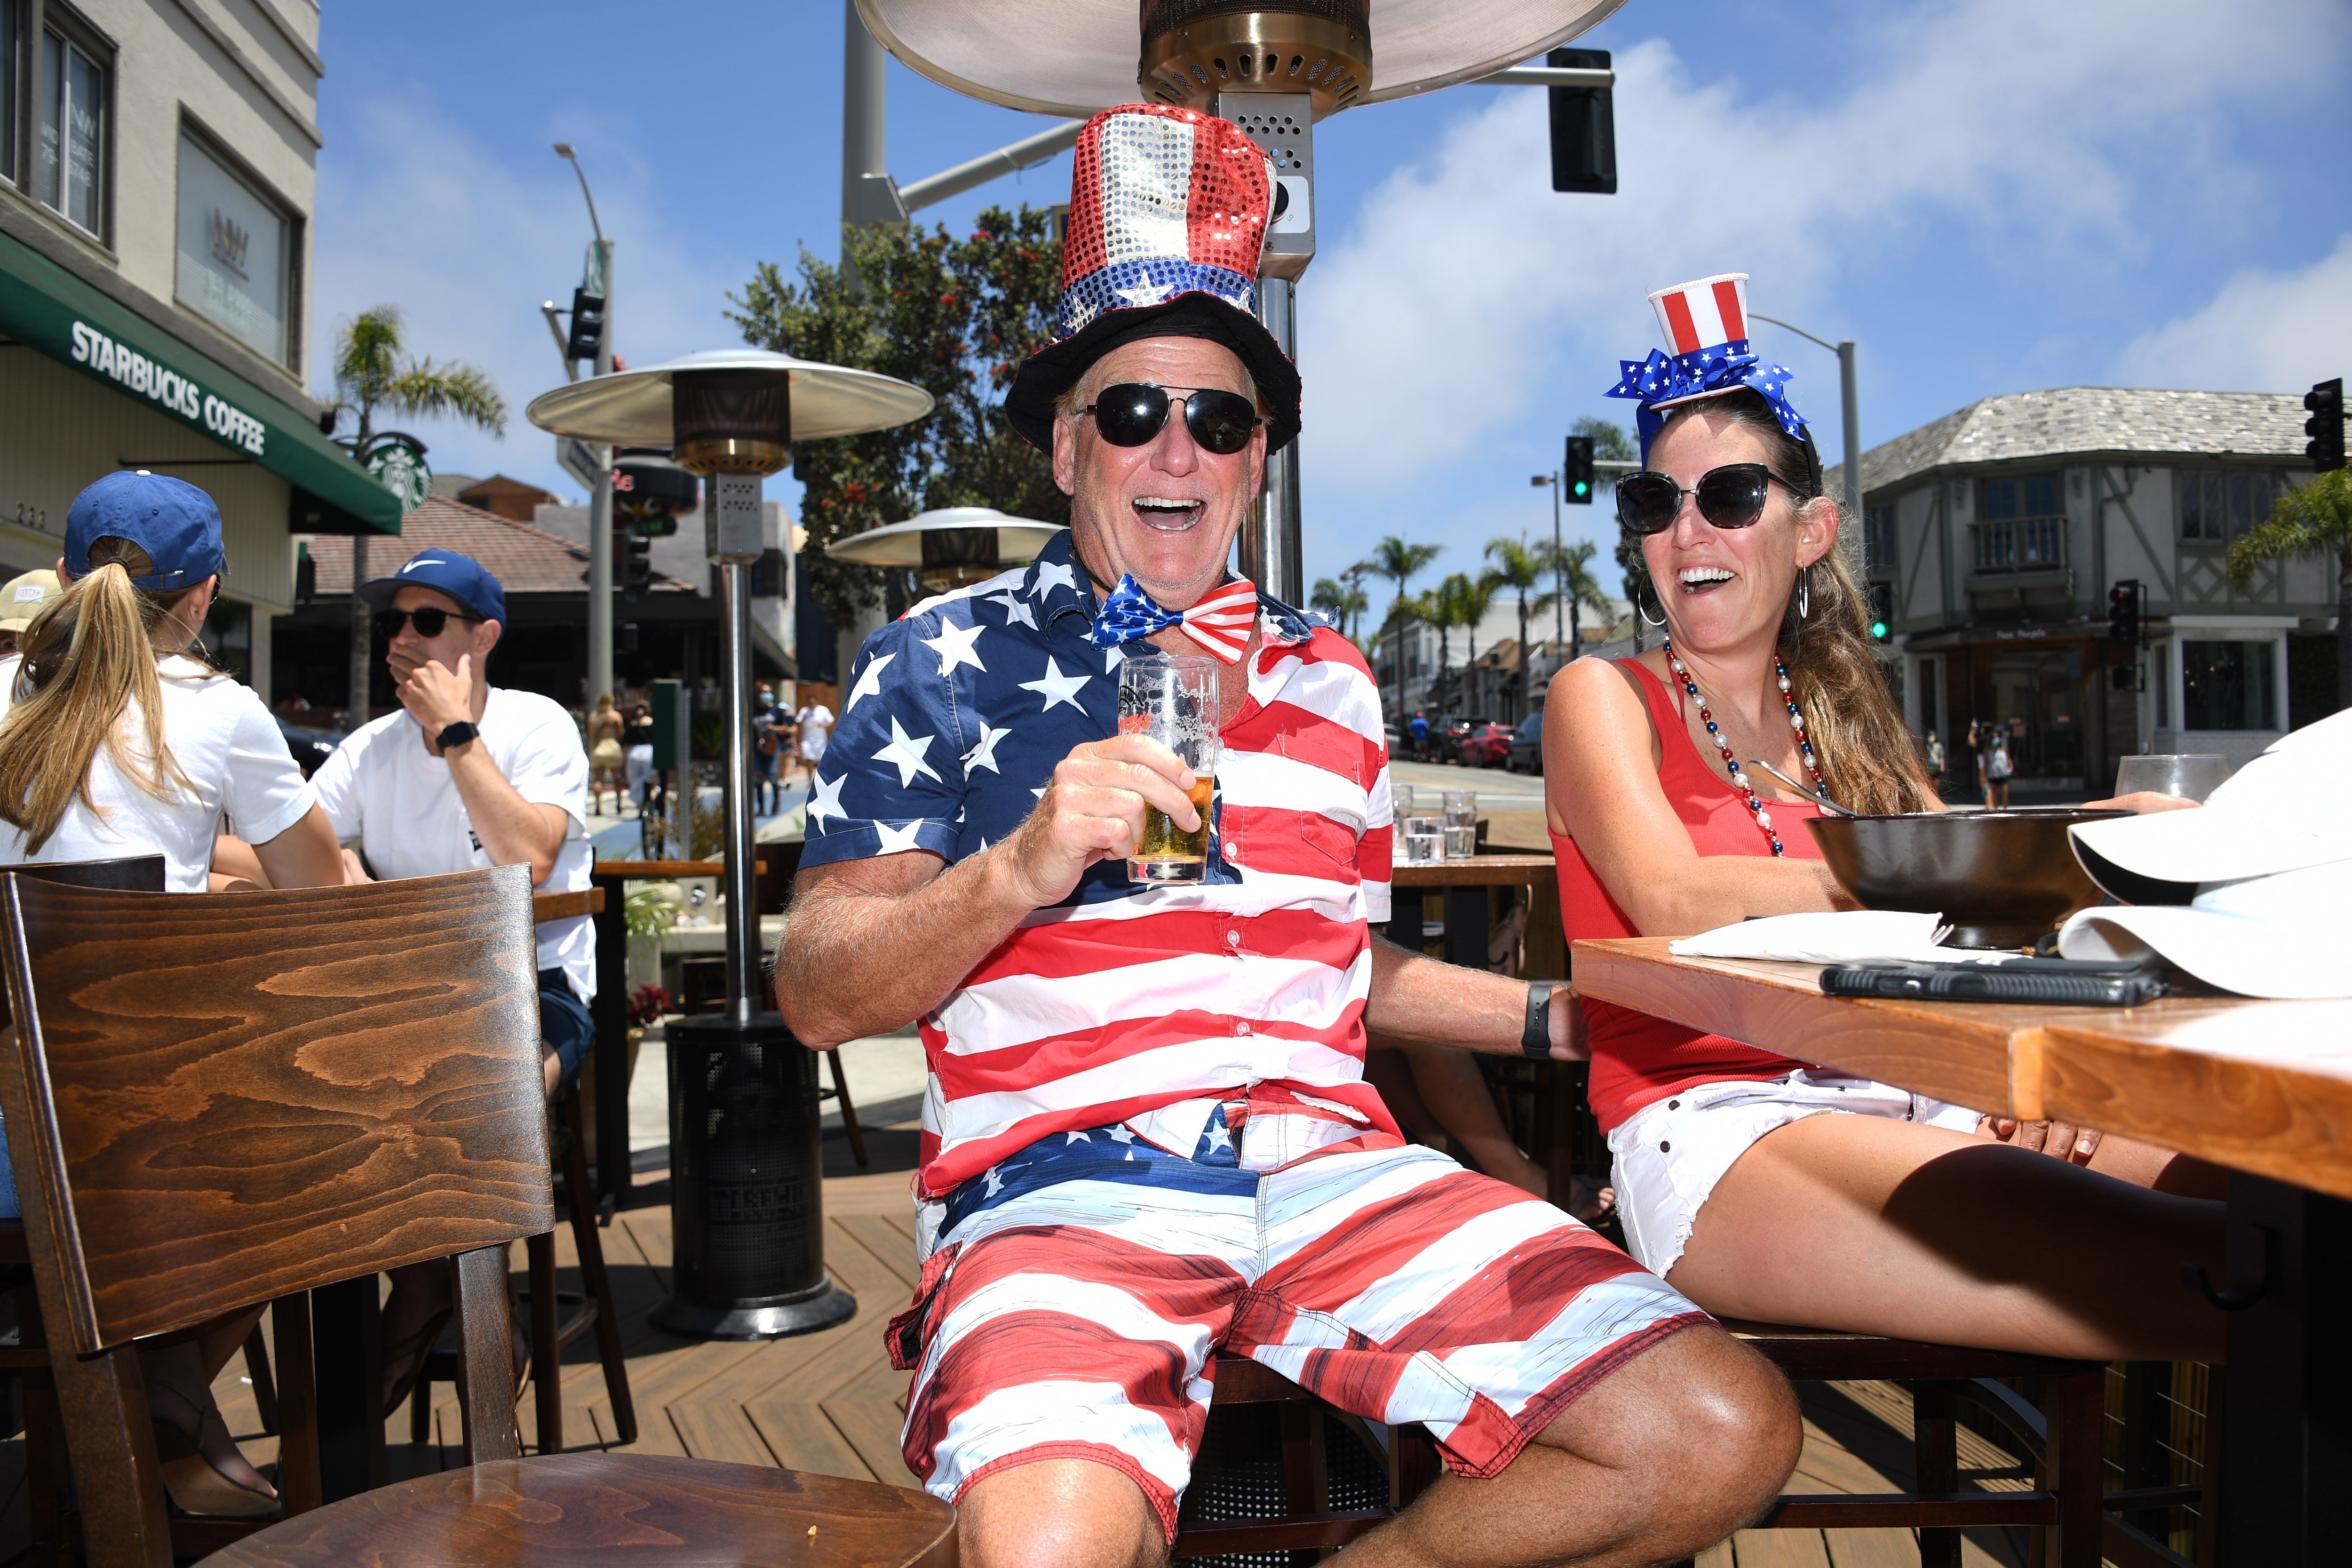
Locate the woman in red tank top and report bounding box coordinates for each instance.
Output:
[1543,357,2222,1364]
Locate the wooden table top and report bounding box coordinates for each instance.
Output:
[531,887,606,923]
[1571,935,2352,1200]
[1393,852,1555,888]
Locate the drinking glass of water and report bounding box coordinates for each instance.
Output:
[2114,754,2228,803]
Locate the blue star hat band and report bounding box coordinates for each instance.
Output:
[1603,272,1821,486]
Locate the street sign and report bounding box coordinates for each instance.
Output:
[558,437,602,491]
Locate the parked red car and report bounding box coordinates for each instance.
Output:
[1459,722,1514,768]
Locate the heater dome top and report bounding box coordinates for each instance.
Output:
[524,348,935,448]
[823,508,1067,570]
[853,0,1629,119]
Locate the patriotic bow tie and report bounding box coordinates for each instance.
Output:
[1085,574,1258,664]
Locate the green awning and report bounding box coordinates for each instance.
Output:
[0,230,401,535]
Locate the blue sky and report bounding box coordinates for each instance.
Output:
[313,0,2352,604]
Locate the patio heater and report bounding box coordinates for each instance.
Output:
[528,349,932,1338]
[824,505,1066,596]
[852,0,1627,604]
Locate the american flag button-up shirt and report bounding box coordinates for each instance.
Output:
[798,530,1399,1206]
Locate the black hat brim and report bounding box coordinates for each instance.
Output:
[1005,291,1300,456]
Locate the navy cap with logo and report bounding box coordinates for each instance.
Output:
[64,471,228,591]
[360,549,507,627]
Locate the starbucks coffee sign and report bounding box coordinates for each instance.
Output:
[366,435,432,512]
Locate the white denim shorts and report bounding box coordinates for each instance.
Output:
[1607,1069,1984,1277]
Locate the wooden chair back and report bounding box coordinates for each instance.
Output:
[0,865,552,1568]
[0,856,164,1029]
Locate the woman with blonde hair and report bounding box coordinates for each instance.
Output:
[0,471,342,1516]
[1545,276,2223,1365]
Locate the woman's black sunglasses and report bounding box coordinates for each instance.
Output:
[1617,463,1803,536]
[373,606,481,639]
[1078,383,1263,455]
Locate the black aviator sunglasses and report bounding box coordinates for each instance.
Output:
[1077,383,1263,455]
[1616,462,1804,536]
[374,606,481,640]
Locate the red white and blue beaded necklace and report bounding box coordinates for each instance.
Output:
[1661,634,1826,857]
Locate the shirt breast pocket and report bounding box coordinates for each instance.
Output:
[1271,733,1367,875]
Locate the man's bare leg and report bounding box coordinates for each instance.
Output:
[957,1456,1162,1568]
[1334,1324,1799,1568]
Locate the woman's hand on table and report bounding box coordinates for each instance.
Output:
[2085,791,2201,815]
[1977,1116,2102,1164]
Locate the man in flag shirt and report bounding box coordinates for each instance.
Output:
[777,103,1798,1568]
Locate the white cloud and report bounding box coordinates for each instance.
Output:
[310,99,750,493]
[2114,235,2352,393]
[1297,0,2347,515]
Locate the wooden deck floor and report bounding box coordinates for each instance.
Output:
[199,1122,2032,1568]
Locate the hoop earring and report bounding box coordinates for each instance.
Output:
[1796,566,1811,621]
[1638,579,1666,627]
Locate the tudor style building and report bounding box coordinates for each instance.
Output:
[1830,388,2332,798]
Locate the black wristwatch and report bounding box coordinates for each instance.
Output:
[1522,983,1563,1060]
[435,720,480,751]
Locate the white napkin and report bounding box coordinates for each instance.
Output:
[1669,909,2001,965]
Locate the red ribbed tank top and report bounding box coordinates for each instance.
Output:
[1553,658,1820,1132]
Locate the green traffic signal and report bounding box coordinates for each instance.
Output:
[1573,480,1590,499]
[1870,620,1889,640]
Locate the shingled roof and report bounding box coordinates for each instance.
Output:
[303,494,695,597]
[1826,387,2309,499]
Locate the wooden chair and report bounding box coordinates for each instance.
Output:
[1169,1353,1441,1561]
[1720,1321,2106,1568]
[0,865,956,1568]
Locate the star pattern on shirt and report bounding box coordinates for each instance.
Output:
[845,651,895,713]
[1018,656,1089,714]
[1108,1126,1135,1144]
[1102,643,1125,674]
[874,820,926,854]
[1204,1119,1233,1152]
[873,716,942,788]
[982,1165,1006,1198]
[1030,559,1077,601]
[962,722,1012,776]
[920,616,987,678]
[986,590,1037,630]
[805,771,847,834]
[1064,1130,1092,1144]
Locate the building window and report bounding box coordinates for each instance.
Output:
[176,131,295,365]
[2176,470,2277,545]
[2181,639,2276,731]
[39,23,105,236]
[2,0,20,186]
[202,596,252,685]
[1864,500,1897,576]
[1973,472,2065,572]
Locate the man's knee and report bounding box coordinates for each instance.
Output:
[957,1456,1165,1568]
[1547,1324,1802,1530]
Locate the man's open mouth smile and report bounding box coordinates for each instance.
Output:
[1132,495,1205,533]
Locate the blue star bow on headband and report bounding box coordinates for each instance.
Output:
[1604,339,1806,462]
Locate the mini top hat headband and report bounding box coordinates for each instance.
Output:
[1604,273,1812,472]
[1005,103,1301,454]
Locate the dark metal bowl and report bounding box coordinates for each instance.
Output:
[1803,808,2131,949]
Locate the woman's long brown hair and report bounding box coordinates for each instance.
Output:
[1653,392,1938,816]
[0,538,207,852]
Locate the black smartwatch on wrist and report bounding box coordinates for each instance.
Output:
[1522,983,1561,1060]
[435,720,479,751]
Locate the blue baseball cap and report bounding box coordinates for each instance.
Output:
[360,548,507,627]
[64,471,228,591]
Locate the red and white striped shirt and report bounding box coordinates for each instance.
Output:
[798,531,1396,1199]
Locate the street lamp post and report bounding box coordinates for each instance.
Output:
[1532,470,1561,657]
[1751,312,1861,565]
[556,143,619,709]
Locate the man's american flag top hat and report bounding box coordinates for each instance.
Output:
[1005,103,1302,454]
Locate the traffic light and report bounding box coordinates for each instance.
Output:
[2107,579,2143,645]
[1563,434,1596,504]
[565,286,606,363]
[2307,377,2345,473]
[621,533,652,596]
[1867,582,1892,641]
[1546,48,1616,195]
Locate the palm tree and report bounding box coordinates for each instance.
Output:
[1482,535,1557,721]
[1542,538,1614,663]
[2230,469,2352,711]
[320,306,509,733]
[1342,561,1372,644]
[1365,536,1443,716]
[1430,571,1495,716]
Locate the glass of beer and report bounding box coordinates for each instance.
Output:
[1118,653,1220,885]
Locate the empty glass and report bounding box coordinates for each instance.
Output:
[1392,783,1417,820]
[1118,653,1220,884]
[1402,814,1445,865]
[2114,754,2229,803]
[1441,789,1477,828]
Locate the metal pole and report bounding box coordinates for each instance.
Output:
[588,237,616,708]
[842,0,887,257]
[718,559,759,1024]
[346,531,369,731]
[1837,339,1863,557]
[1550,474,1564,656]
[1248,276,1303,604]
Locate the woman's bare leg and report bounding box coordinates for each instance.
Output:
[1665,1113,2225,1361]
[143,1309,276,1498]
[1389,1037,1549,1197]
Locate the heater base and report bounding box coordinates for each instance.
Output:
[650,1274,857,1341]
